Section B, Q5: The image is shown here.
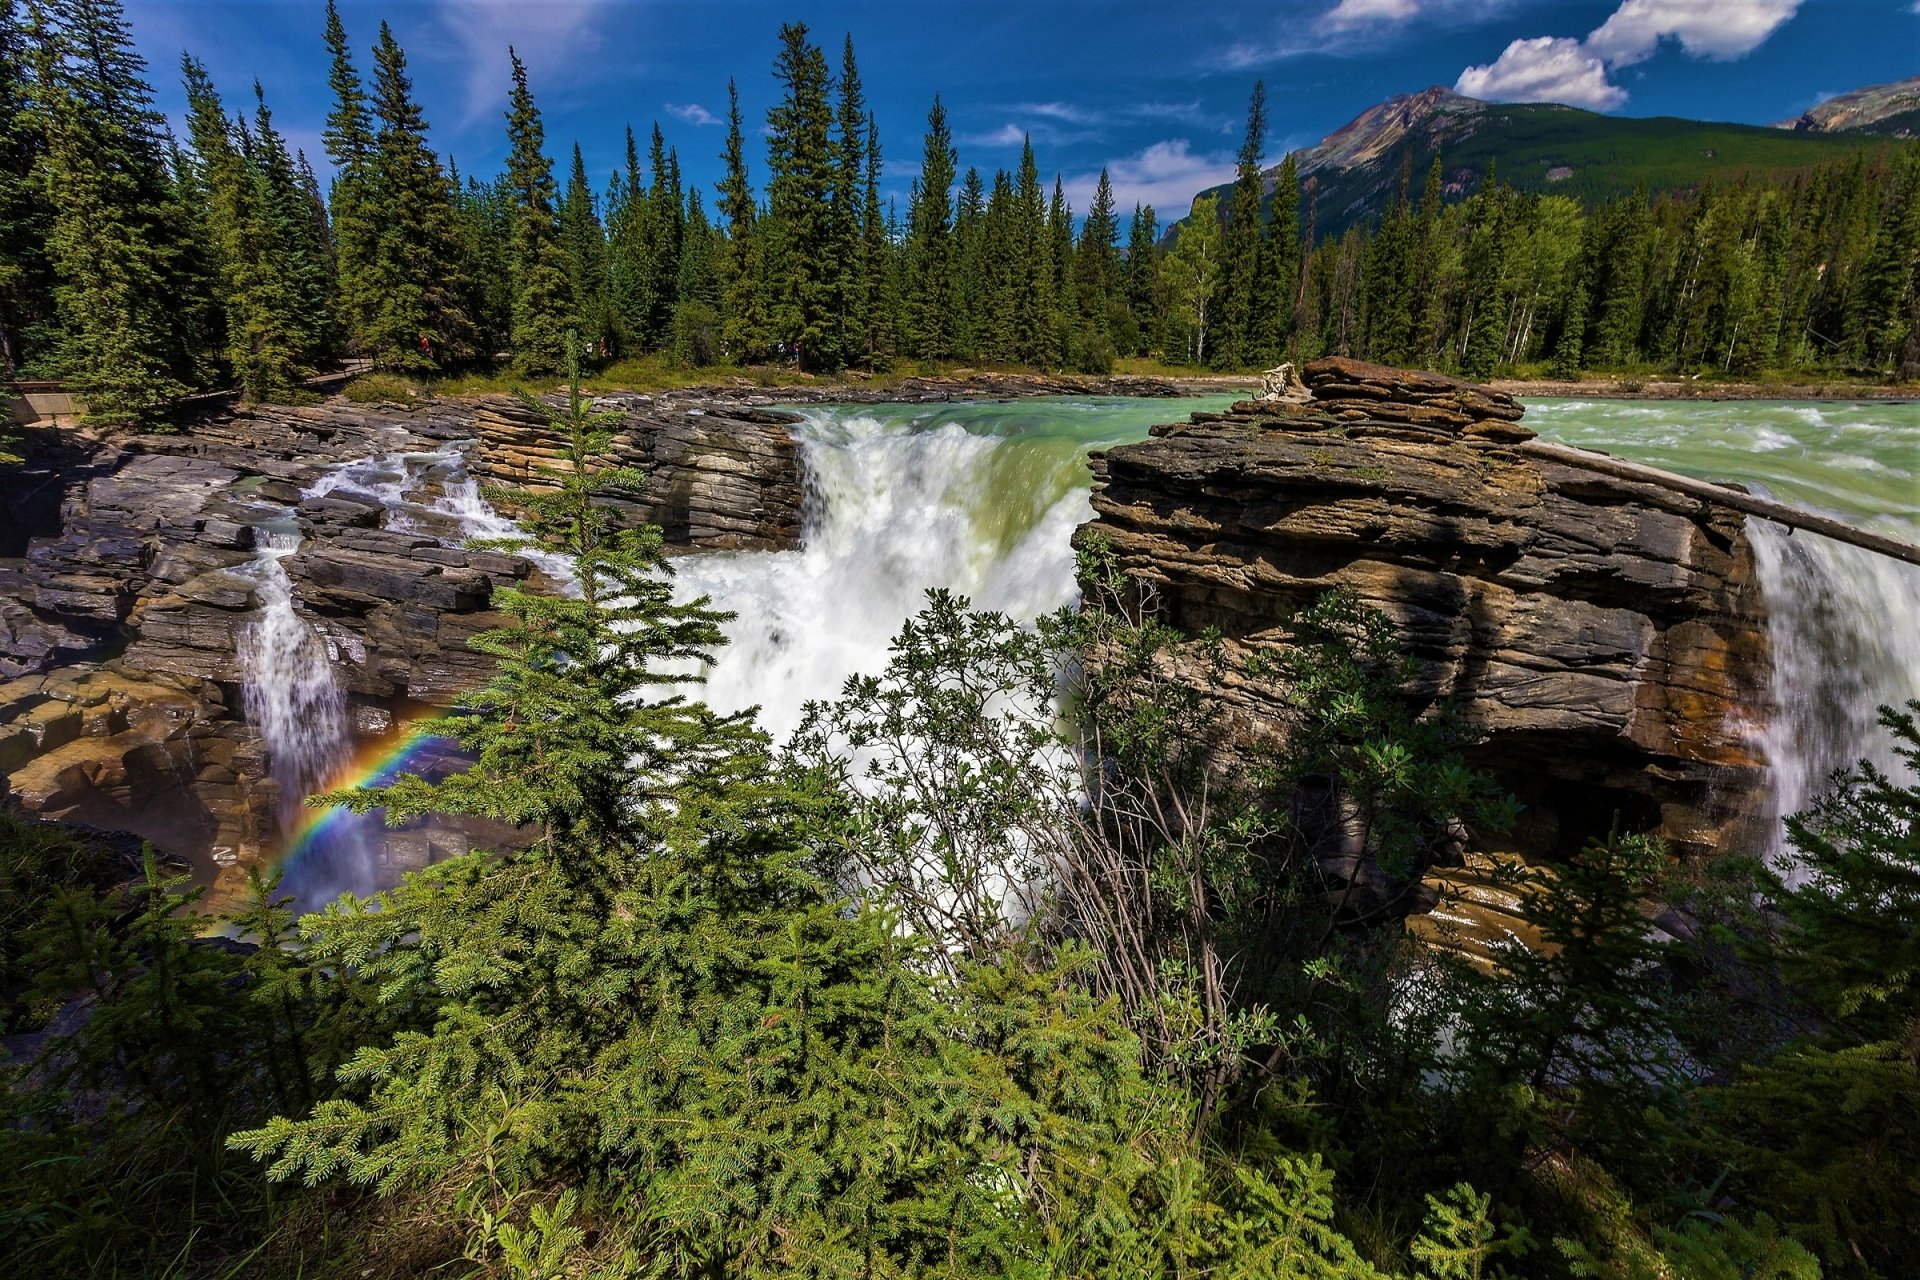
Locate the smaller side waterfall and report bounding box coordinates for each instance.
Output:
[238,530,349,829]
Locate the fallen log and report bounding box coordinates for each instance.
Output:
[1515,438,1920,569]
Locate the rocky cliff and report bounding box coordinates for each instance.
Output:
[1080,358,1771,954]
[0,390,811,903]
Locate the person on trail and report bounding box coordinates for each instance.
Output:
[418,333,434,363]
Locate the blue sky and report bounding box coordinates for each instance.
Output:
[130,0,1917,217]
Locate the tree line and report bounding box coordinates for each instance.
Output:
[4,1,1916,429]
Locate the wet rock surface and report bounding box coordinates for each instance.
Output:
[1079,357,1771,943]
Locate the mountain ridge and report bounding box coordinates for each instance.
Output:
[1183,81,1904,242]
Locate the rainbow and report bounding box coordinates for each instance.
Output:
[277,719,460,874]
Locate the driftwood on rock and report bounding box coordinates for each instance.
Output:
[1515,439,1920,569]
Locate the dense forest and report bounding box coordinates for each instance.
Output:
[2,0,1917,429]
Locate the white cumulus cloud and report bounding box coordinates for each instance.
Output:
[1455,0,1800,111]
[1067,139,1238,219]
[665,102,720,127]
[1455,35,1627,110]
[1585,0,1801,67]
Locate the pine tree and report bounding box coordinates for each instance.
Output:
[717,79,764,362]
[859,114,895,366]
[764,23,837,370]
[179,56,306,400]
[636,123,682,350]
[904,95,956,361]
[1076,168,1121,341]
[1011,136,1053,366]
[320,0,378,360]
[0,0,55,376]
[830,34,868,367]
[670,188,721,366]
[502,47,574,375]
[1254,151,1301,363]
[1124,202,1160,358]
[250,84,335,365]
[1048,175,1075,365]
[453,170,513,357]
[365,22,472,370]
[30,0,197,421]
[559,142,613,360]
[1216,79,1266,369]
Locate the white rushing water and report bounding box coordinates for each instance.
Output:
[1525,399,1920,849]
[236,528,352,840]
[670,398,1232,739]
[673,396,1919,856]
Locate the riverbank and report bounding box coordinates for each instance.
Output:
[1489,375,1920,401]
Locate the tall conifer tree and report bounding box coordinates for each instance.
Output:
[31,0,197,420]
[764,23,837,370]
[502,48,574,375]
[717,79,764,361]
[1217,79,1267,368]
[904,96,956,361]
[366,22,471,369]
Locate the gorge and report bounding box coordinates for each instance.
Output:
[4,367,1914,931]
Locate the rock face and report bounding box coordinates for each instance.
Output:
[471,394,807,551]
[0,390,815,902]
[1080,358,1770,897]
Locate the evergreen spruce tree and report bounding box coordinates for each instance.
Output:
[502,48,574,375]
[904,95,957,361]
[30,0,200,421]
[764,22,838,370]
[980,169,1019,363]
[1011,137,1054,366]
[179,57,306,401]
[1076,167,1121,341]
[1255,151,1301,364]
[717,79,764,362]
[859,114,895,366]
[830,35,868,366]
[952,165,987,359]
[670,189,721,366]
[251,84,335,365]
[1048,175,1075,365]
[365,22,472,370]
[320,0,379,359]
[1216,79,1266,369]
[635,123,682,350]
[604,127,642,342]
[453,170,513,358]
[1125,202,1161,357]
[0,0,56,376]
[559,142,614,359]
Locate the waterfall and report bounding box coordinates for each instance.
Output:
[1526,397,1920,855]
[237,529,359,878]
[1750,523,1920,834]
[669,400,1228,740]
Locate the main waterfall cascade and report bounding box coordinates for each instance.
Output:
[674,396,1920,855]
[668,397,1236,739]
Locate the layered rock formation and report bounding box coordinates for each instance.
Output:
[0,388,816,902]
[471,394,807,551]
[1080,357,1770,947]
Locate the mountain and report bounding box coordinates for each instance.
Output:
[1774,76,1920,137]
[1185,85,1894,242]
